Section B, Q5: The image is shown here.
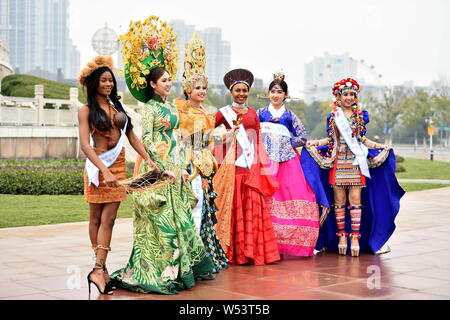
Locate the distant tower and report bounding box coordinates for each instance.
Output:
[91,24,119,55]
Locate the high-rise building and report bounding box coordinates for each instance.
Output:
[0,36,12,81]
[170,20,231,89]
[304,52,358,103]
[0,0,80,79]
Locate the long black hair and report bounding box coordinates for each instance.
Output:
[145,67,169,98]
[85,67,133,133]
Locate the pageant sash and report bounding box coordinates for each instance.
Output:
[219,106,254,168]
[190,164,203,235]
[260,121,292,138]
[85,119,128,187]
[334,108,371,178]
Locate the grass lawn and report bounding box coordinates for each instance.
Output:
[399,182,450,192]
[1,157,450,228]
[0,194,133,228]
[397,158,450,180]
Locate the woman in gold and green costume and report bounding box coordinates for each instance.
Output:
[110,16,215,295]
[174,33,228,273]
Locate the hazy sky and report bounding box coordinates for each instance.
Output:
[69,0,450,95]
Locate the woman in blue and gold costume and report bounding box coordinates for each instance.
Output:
[304,78,405,257]
[109,16,215,295]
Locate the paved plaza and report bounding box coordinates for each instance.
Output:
[1,187,450,300]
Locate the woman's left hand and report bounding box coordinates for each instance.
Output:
[181,169,190,183]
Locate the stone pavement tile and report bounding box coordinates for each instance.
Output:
[260,270,359,290]
[422,284,450,298]
[0,281,43,298]
[207,278,302,298]
[406,268,450,282]
[223,264,304,278]
[383,274,447,291]
[149,286,258,300]
[317,279,415,299]
[1,293,59,300]
[389,292,449,300]
[194,268,266,286]
[15,275,87,292]
[262,288,358,300]
[45,287,96,300]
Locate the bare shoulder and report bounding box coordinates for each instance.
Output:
[78,104,89,115]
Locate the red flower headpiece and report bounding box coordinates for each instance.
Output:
[332,78,360,97]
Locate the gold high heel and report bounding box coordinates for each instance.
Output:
[337,233,347,255]
[349,234,360,257]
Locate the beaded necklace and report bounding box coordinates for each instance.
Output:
[325,101,366,157]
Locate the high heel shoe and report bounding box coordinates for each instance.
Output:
[349,234,360,257]
[103,265,116,290]
[337,233,347,255]
[87,266,114,295]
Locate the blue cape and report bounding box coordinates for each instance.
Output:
[300,147,405,253]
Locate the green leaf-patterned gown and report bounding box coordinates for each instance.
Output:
[110,94,215,294]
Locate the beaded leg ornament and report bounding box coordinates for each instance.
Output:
[334,204,347,255]
[348,205,362,257]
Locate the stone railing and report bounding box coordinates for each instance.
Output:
[0,85,80,126]
[0,85,142,161]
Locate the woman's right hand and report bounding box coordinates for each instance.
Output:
[306,140,320,147]
[102,169,119,187]
[224,126,240,143]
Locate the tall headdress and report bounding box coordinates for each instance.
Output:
[223,68,254,91]
[332,78,360,97]
[182,32,208,94]
[119,15,178,103]
[77,56,115,87]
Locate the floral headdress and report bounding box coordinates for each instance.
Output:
[182,32,208,94]
[119,15,178,102]
[325,78,366,157]
[332,78,360,97]
[77,56,115,87]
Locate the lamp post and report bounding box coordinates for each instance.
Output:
[428,117,434,161]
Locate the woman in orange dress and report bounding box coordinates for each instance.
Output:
[77,56,155,295]
[213,68,280,265]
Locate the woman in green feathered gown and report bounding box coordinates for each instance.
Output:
[110,67,215,294]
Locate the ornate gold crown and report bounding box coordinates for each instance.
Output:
[77,56,114,87]
[182,32,208,94]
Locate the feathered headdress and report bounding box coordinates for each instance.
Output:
[77,56,115,87]
[182,32,208,94]
[119,15,179,103]
[223,68,254,91]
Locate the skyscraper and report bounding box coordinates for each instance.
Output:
[170,20,231,88]
[0,0,80,79]
[304,52,358,103]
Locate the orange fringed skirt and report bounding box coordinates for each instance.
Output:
[83,147,127,204]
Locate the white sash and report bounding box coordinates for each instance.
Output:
[219,106,254,168]
[260,122,291,138]
[334,108,371,178]
[85,119,128,187]
[190,164,203,235]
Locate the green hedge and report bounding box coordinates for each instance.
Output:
[0,169,84,195]
[0,158,135,195]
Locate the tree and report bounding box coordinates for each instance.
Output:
[369,87,408,145]
[401,89,436,146]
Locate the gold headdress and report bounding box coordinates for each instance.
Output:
[182,32,208,94]
[77,56,115,87]
[119,15,179,102]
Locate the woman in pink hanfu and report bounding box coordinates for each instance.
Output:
[257,72,320,257]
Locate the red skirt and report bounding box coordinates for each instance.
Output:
[227,167,281,266]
